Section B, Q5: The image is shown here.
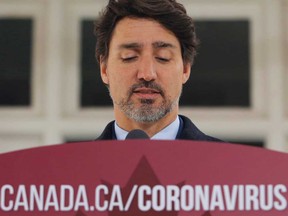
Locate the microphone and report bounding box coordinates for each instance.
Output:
[125,129,150,140]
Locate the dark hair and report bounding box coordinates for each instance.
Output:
[94,0,198,64]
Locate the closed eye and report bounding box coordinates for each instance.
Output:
[122,56,138,62]
[156,57,170,63]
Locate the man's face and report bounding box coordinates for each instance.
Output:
[100,17,191,123]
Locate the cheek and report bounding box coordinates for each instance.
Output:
[171,70,186,95]
[163,75,183,97]
[108,72,131,97]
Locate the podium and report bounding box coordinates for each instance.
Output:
[0,140,288,215]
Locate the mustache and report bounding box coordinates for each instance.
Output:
[129,81,164,96]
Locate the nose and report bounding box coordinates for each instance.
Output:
[137,56,157,82]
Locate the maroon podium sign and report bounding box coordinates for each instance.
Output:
[0,140,288,216]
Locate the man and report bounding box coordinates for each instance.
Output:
[95,0,220,141]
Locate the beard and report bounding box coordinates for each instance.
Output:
[113,81,180,123]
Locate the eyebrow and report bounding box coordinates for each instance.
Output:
[118,43,143,50]
[118,41,176,50]
[152,41,176,49]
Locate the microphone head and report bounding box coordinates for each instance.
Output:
[125,129,150,140]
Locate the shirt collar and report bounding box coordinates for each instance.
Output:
[114,116,180,140]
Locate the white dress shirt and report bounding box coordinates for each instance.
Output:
[114,116,180,140]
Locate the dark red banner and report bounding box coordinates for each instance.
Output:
[0,140,288,215]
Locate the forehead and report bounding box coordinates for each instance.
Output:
[110,17,181,49]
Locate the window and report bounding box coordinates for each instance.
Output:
[0,19,33,106]
[80,20,111,107]
[182,20,250,107]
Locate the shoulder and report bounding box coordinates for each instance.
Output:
[96,121,116,140]
[178,115,223,142]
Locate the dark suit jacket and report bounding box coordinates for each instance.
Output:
[96,115,221,142]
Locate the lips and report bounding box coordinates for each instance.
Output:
[130,82,164,100]
[134,88,160,94]
[133,87,161,99]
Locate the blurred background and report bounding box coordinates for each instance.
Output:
[0,0,287,153]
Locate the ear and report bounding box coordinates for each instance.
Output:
[100,56,109,85]
[182,63,191,84]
